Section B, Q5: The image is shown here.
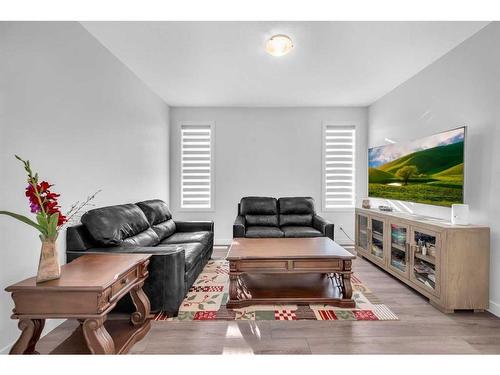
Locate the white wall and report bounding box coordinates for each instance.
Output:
[170,107,368,244]
[368,22,500,315]
[0,22,170,352]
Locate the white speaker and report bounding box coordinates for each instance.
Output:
[451,204,469,225]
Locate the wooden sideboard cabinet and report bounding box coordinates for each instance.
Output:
[355,208,490,313]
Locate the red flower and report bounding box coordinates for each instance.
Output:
[45,191,60,200]
[57,214,67,226]
[24,180,67,227]
[39,181,52,192]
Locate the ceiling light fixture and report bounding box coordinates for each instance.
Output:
[265,34,293,57]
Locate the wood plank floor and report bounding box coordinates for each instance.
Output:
[36,246,500,354]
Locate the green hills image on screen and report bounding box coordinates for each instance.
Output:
[368,141,464,207]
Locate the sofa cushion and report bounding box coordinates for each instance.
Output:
[240,197,279,227]
[278,197,315,226]
[122,228,162,247]
[81,203,159,246]
[245,226,284,238]
[136,199,173,224]
[151,219,177,241]
[279,214,314,227]
[245,214,279,227]
[281,226,323,238]
[161,231,213,247]
[136,199,176,240]
[240,197,278,215]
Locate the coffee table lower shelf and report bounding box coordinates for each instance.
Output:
[226,273,355,309]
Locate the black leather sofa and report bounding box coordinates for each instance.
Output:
[233,197,334,239]
[66,199,213,316]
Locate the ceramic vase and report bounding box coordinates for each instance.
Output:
[36,239,61,283]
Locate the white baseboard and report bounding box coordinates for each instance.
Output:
[216,239,354,247]
[488,299,500,317]
[215,239,233,246]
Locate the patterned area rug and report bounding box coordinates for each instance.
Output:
[154,259,398,321]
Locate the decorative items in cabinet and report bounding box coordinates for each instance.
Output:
[355,213,369,254]
[411,229,439,294]
[370,217,385,262]
[389,223,409,276]
[355,208,490,313]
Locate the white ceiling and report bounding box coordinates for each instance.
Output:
[82,21,488,107]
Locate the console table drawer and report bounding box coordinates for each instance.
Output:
[111,268,138,299]
[293,259,341,271]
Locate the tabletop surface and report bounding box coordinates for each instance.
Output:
[5,253,151,292]
[227,237,355,260]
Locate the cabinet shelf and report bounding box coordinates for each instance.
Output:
[414,252,436,265]
[391,243,406,252]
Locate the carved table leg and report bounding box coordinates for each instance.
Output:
[342,273,353,299]
[82,317,115,354]
[9,319,45,354]
[229,273,239,302]
[342,260,353,300]
[129,282,151,326]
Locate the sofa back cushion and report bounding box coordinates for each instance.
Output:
[81,203,160,247]
[136,199,176,240]
[240,196,279,227]
[278,197,315,226]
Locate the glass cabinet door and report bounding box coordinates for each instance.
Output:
[389,223,409,276]
[411,229,440,295]
[370,217,385,262]
[356,214,369,253]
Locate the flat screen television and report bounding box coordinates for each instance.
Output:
[368,127,465,207]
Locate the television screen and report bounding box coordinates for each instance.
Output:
[368,127,465,207]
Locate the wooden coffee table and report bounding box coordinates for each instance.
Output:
[226,237,356,309]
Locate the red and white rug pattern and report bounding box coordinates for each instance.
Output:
[154,259,398,321]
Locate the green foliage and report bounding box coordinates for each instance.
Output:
[378,141,464,176]
[368,168,396,183]
[432,163,464,178]
[396,165,418,185]
[0,211,48,237]
[368,141,464,206]
[368,183,463,207]
[0,156,56,241]
[47,213,59,240]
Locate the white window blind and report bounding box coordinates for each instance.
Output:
[323,124,356,209]
[181,122,214,210]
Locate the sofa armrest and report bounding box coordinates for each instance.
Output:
[67,246,186,313]
[233,215,246,238]
[174,221,214,233]
[313,214,334,240]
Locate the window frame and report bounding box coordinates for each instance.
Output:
[321,121,356,212]
[179,121,216,212]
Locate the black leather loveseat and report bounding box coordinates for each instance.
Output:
[66,199,213,316]
[233,196,334,239]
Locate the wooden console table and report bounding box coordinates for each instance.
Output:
[5,253,152,354]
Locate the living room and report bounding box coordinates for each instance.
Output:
[1,0,499,371]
